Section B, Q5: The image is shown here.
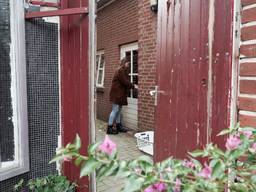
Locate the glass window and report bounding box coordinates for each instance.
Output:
[96,51,105,87]
[123,49,138,99]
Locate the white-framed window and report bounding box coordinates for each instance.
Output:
[0,0,29,181]
[96,51,105,87]
[120,43,138,99]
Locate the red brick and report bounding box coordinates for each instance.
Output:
[240,80,256,94]
[137,0,157,131]
[96,0,138,122]
[241,26,256,41]
[241,0,256,6]
[240,44,256,57]
[239,97,256,112]
[242,8,256,23]
[239,114,256,127]
[240,63,256,76]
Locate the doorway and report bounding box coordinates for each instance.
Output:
[120,43,139,130]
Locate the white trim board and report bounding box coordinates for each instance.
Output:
[0,0,29,181]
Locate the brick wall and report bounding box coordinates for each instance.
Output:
[137,0,157,131]
[96,0,138,122]
[238,0,256,127]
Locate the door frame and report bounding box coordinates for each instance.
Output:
[120,42,139,130]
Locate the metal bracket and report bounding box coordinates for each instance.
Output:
[29,0,60,8]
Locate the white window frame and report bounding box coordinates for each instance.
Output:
[0,0,29,181]
[120,42,138,99]
[96,51,105,88]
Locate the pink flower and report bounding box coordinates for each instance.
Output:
[63,156,72,162]
[173,178,181,192]
[197,163,212,179]
[251,143,256,152]
[144,182,167,192]
[98,135,117,155]
[252,143,256,149]
[225,135,242,150]
[182,159,195,169]
[241,130,253,138]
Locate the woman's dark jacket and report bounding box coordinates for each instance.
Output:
[109,66,134,106]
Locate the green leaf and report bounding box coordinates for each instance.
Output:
[14,179,24,191]
[74,156,84,166]
[88,142,100,155]
[104,161,119,176]
[137,155,153,165]
[251,175,256,184]
[122,176,144,192]
[96,165,111,179]
[217,129,231,136]
[230,148,246,160]
[188,150,204,157]
[74,134,81,150]
[80,158,101,177]
[211,160,225,179]
[49,154,71,164]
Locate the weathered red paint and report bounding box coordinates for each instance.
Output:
[25,7,88,19]
[155,0,234,161]
[210,0,234,148]
[60,0,89,191]
[29,0,60,8]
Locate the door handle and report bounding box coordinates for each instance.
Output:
[149,86,165,106]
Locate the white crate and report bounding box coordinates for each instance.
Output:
[134,131,154,156]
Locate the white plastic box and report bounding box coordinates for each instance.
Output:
[134,131,154,156]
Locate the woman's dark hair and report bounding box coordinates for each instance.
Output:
[120,57,128,66]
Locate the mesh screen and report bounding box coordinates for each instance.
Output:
[0,18,59,191]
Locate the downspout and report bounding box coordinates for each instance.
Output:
[230,0,241,129]
[207,0,215,144]
[89,0,97,191]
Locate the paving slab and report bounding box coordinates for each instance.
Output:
[96,120,148,192]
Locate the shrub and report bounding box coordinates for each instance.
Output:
[51,125,256,192]
[14,174,76,192]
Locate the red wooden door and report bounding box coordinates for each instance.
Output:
[155,0,234,161]
[61,0,89,191]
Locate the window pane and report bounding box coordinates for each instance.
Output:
[97,70,103,85]
[132,75,138,98]
[132,76,138,85]
[0,0,15,163]
[125,51,131,74]
[132,89,138,99]
[133,50,138,73]
[96,55,99,70]
[100,54,104,68]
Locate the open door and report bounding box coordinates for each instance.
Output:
[154,0,234,161]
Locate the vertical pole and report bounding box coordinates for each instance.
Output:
[60,0,90,191]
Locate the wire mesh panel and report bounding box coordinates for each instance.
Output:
[0,17,60,192]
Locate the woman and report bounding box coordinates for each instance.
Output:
[107,57,138,134]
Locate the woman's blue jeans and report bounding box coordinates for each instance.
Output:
[108,104,122,126]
